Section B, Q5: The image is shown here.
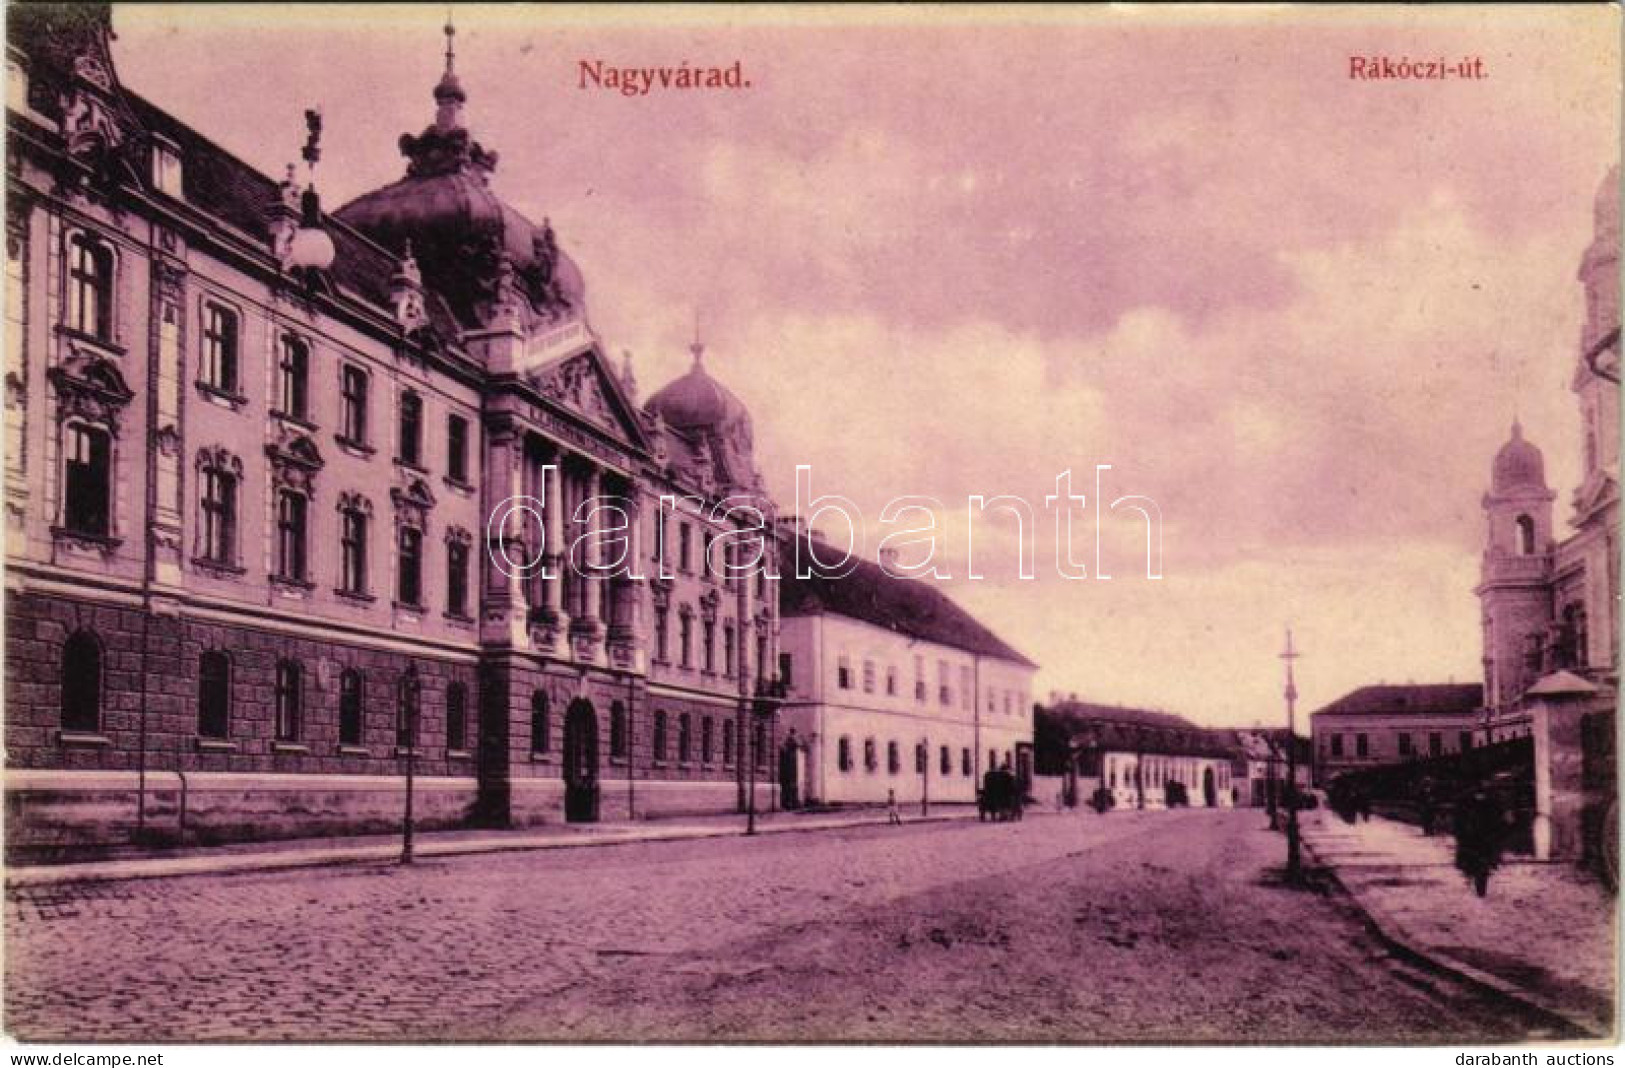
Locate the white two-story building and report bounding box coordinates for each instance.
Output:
[776,536,1037,808]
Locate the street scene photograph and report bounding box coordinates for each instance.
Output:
[1,1,1620,1051]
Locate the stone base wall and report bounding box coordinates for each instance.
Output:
[4,769,480,856]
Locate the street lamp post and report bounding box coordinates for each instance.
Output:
[1280,629,1302,883]
[747,711,758,836]
[400,666,420,865]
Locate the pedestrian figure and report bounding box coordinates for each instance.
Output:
[1416,778,1438,837]
[886,788,902,826]
[1452,787,1507,897]
[980,767,1000,822]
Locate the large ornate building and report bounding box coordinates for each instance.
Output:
[1475,166,1619,740]
[3,5,793,848]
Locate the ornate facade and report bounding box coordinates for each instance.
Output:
[3,6,786,850]
[1476,166,1620,739]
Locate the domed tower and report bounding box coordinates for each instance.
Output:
[334,22,586,363]
[1574,165,1619,513]
[644,341,762,495]
[1477,421,1557,713]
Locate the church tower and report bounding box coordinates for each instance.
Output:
[1476,422,1556,714]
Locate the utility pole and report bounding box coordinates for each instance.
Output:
[1281,628,1302,883]
[401,666,420,865]
[921,736,930,817]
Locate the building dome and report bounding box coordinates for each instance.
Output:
[645,344,752,436]
[333,26,584,332]
[1492,421,1548,494]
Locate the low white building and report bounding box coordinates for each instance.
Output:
[1042,700,1237,810]
[776,539,1037,808]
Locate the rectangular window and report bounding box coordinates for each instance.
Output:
[446,684,467,752]
[1428,732,1442,758]
[959,666,973,711]
[398,526,423,607]
[838,736,852,772]
[654,604,670,663]
[888,740,900,774]
[679,613,693,668]
[938,660,951,706]
[446,539,469,616]
[1330,733,1344,757]
[862,659,876,694]
[340,508,368,594]
[703,620,716,673]
[679,523,693,572]
[1356,733,1369,758]
[200,466,236,564]
[447,414,469,483]
[197,651,230,740]
[723,623,736,677]
[341,365,369,443]
[702,716,714,763]
[779,652,793,688]
[338,669,363,746]
[837,655,852,690]
[278,334,309,420]
[915,655,926,702]
[962,748,972,776]
[1398,732,1413,757]
[275,490,307,582]
[201,301,239,393]
[398,392,423,467]
[886,666,897,697]
[151,140,183,197]
[940,745,951,776]
[62,423,111,537]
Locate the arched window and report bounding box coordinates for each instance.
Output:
[397,525,424,608]
[678,712,692,762]
[275,489,308,582]
[339,495,370,595]
[701,716,714,763]
[396,669,420,749]
[721,719,734,765]
[66,231,113,341]
[1516,514,1537,556]
[398,390,423,467]
[60,630,101,733]
[199,453,239,565]
[277,334,310,420]
[609,701,627,759]
[274,659,302,742]
[62,422,111,537]
[446,681,467,752]
[531,690,550,754]
[198,650,231,739]
[653,710,668,762]
[338,668,363,746]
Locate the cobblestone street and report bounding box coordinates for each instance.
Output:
[4,811,1565,1042]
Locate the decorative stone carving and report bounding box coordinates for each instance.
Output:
[266,429,325,493]
[390,477,436,528]
[47,349,133,433]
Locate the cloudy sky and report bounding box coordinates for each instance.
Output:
[112,5,1619,727]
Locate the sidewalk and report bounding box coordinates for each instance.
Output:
[1300,810,1617,1037]
[4,804,987,889]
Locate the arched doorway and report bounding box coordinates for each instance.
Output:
[1203,766,1217,808]
[563,699,599,823]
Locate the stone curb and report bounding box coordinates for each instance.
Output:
[1299,830,1609,1040]
[5,808,1000,889]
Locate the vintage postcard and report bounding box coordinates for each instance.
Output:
[1,1,1619,1051]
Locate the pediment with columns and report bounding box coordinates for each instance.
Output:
[526,348,648,452]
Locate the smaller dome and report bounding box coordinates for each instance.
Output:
[1492,421,1548,494]
[645,344,750,434]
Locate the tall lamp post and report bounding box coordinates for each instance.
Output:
[400,666,420,865]
[1280,628,1302,883]
[921,737,930,817]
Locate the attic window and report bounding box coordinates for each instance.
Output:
[151,137,183,198]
